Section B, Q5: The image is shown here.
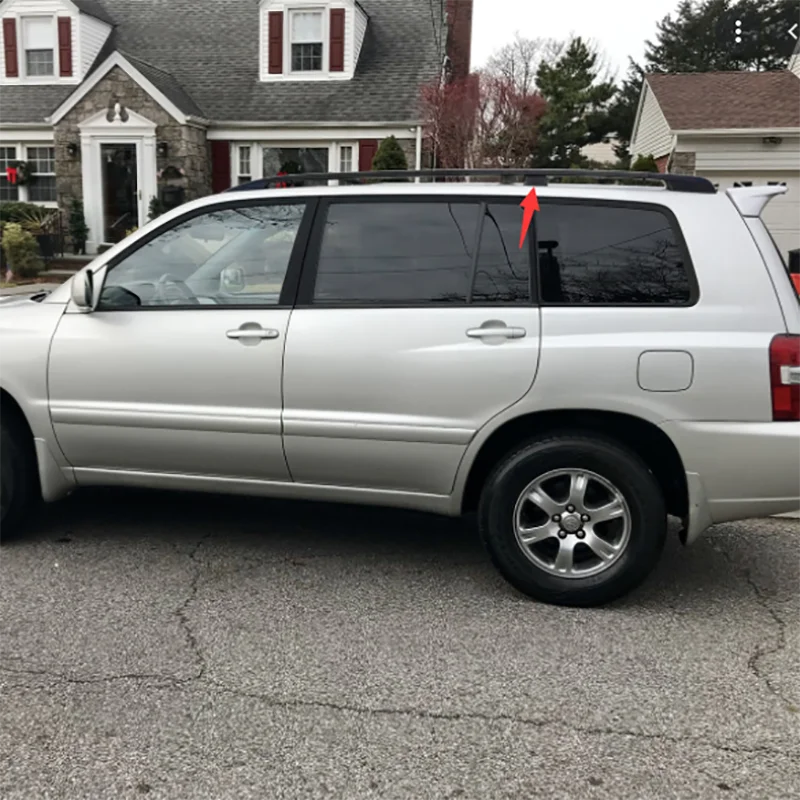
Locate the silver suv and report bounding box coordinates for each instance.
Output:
[2,169,799,606]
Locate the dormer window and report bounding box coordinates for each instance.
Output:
[260,0,366,82]
[23,17,55,76]
[290,10,323,72]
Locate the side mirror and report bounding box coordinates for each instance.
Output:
[70,268,94,311]
[220,266,246,294]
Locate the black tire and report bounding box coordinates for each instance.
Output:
[478,433,666,607]
[0,416,38,541]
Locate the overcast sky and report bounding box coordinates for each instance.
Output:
[471,0,682,79]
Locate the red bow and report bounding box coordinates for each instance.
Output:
[6,166,18,185]
[275,170,288,189]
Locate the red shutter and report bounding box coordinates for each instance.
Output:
[329,8,345,72]
[268,11,283,74]
[58,17,72,77]
[211,141,232,193]
[3,18,18,78]
[358,139,378,172]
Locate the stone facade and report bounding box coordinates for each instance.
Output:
[670,151,697,175]
[54,66,210,217]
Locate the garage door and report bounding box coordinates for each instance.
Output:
[704,172,800,262]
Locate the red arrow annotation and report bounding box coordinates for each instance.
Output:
[519,187,539,249]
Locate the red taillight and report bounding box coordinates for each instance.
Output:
[769,334,800,421]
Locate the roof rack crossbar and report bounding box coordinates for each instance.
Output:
[225,168,716,194]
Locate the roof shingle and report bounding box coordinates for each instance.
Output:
[646,71,800,131]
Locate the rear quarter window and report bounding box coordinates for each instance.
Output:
[536,201,696,306]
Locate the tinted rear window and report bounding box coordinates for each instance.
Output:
[536,202,694,305]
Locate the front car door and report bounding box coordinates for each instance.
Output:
[48,198,312,487]
[282,193,541,497]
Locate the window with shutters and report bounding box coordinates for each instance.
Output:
[290,10,323,72]
[22,17,55,77]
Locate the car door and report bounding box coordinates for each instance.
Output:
[48,198,311,485]
[282,194,541,496]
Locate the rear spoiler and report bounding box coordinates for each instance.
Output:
[726,184,788,217]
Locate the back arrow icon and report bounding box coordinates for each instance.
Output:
[790,23,798,40]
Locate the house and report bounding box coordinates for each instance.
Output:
[0,0,473,253]
[630,44,800,261]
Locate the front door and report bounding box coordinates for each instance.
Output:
[49,199,311,485]
[101,143,138,244]
[282,195,541,496]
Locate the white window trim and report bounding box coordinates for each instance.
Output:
[287,7,327,77]
[1,11,81,87]
[0,141,58,206]
[25,144,57,203]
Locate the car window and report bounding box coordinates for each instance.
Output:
[99,203,305,309]
[311,199,531,305]
[536,202,693,305]
[473,203,531,303]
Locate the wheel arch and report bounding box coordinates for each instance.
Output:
[460,409,688,519]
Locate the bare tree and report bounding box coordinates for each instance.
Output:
[485,34,564,94]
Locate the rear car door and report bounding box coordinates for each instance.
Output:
[282,194,541,496]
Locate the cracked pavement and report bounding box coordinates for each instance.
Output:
[0,489,798,800]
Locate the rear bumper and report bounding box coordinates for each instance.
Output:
[660,420,800,544]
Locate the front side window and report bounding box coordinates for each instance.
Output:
[311,200,531,306]
[99,203,306,309]
[237,146,252,185]
[0,147,19,202]
[339,145,353,173]
[22,17,54,76]
[26,146,56,202]
[290,10,323,72]
[536,202,693,305]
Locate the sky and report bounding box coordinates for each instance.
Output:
[471,0,683,79]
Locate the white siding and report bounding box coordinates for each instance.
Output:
[80,13,111,75]
[259,0,358,83]
[631,83,672,159]
[679,134,800,172]
[353,2,367,68]
[789,53,800,78]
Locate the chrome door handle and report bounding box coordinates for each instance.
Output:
[226,327,280,340]
[466,325,526,339]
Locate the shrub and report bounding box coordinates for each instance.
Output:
[148,195,166,221]
[0,201,44,225]
[631,154,659,172]
[371,136,408,171]
[1,223,43,278]
[68,198,89,255]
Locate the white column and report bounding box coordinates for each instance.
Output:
[141,134,157,227]
[415,125,422,182]
[80,134,102,253]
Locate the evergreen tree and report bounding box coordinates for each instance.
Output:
[533,37,616,168]
[371,136,409,170]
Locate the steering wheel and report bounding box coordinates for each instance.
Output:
[153,273,200,306]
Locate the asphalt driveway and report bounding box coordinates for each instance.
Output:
[1,490,798,800]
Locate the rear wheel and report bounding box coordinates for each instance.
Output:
[478,434,666,606]
[0,418,38,540]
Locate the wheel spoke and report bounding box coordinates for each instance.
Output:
[553,538,576,574]
[527,484,562,516]
[567,472,589,509]
[518,522,556,546]
[584,531,618,561]
[591,499,626,524]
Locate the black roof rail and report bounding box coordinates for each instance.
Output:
[224,168,717,195]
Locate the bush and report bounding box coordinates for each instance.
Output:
[1,223,43,278]
[631,154,659,172]
[148,196,166,221]
[68,198,89,255]
[371,136,408,171]
[0,201,45,225]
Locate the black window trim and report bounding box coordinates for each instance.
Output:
[96,196,319,312]
[533,197,700,308]
[295,194,537,309]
